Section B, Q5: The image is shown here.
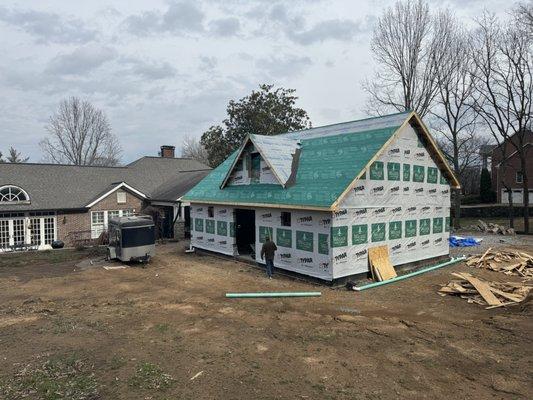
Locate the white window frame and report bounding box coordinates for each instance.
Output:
[0,185,30,203]
[91,209,135,239]
[117,191,126,204]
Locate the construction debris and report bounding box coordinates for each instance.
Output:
[467,220,516,235]
[466,248,533,279]
[439,272,532,309]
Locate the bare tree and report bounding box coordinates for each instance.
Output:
[5,147,29,163]
[181,135,209,166]
[516,2,533,33]
[471,12,532,233]
[363,0,441,118]
[430,11,479,228]
[41,97,121,166]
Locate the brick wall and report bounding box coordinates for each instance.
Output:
[493,146,533,202]
[57,210,90,244]
[57,189,144,245]
[91,189,143,212]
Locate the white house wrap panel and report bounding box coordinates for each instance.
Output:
[332,124,451,278]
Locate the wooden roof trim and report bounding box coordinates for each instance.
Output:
[188,199,331,211]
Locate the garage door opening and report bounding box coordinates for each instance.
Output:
[235,208,255,256]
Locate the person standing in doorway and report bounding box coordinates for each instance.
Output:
[260,236,277,279]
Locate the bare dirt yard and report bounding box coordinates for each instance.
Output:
[1,237,532,400]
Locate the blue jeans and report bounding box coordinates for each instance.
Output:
[265,259,274,277]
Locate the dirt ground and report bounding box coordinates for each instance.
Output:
[0,237,532,400]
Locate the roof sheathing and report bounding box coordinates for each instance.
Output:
[183,125,400,208]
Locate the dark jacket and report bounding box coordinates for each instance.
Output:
[260,240,277,261]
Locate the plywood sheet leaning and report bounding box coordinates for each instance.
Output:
[368,245,397,281]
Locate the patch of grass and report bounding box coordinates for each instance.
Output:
[50,317,81,334]
[42,316,108,335]
[128,362,173,391]
[0,247,106,269]
[1,353,99,400]
[154,323,170,334]
[107,355,127,371]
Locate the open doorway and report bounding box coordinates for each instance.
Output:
[235,208,255,256]
[183,206,191,238]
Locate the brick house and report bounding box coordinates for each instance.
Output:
[0,146,210,251]
[491,131,533,204]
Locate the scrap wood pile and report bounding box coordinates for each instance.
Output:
[439,272,532,309]
[466,248,533,279]
[467,220,515,235]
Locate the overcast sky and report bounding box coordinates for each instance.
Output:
[0,0,512,164]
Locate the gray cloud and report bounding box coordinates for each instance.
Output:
[119,57,178,80]
[46,45,117,76]
[124,1,204,36]
[198,56,218,72]
[209,17,240,37]
[287,19,361,45]
[251,3,363,46]
[256,54,312,79]
[0,6,97,44]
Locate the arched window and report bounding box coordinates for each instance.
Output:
[0,185,30,203]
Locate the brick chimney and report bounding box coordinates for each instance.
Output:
[160,145,175,158]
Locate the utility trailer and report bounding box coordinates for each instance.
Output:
[107,215,155,263]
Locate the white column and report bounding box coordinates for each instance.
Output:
[8,219,14,246]
[53,215,57,242]
[40,218,45,248]
[25,215,31,245]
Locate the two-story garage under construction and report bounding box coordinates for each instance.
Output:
[182,111,460,281]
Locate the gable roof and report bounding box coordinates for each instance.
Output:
[183,111,460,210]
[0,158,210,212]
[221,134,300,188]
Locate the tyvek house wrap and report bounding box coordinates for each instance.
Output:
[189,119,452,281]
[190,204,334,280]
[191,205,237,257]
[254,208,333,280]
[331,123,451,278]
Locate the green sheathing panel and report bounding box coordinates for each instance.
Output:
[182,127,399,208]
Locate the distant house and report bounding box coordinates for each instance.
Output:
[183,111,460,282]
[0,145,210,252]
[491,131,533,204]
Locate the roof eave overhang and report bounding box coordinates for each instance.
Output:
[184,199,331,212]
[84,182,148,208]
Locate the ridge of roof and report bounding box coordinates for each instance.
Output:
[0,161,128,169]
[278,110,412,138]
[126,156,201,166]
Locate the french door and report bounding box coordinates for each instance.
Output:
[0,213,57,252]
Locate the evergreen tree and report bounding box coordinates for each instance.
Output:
[479,168,494,203]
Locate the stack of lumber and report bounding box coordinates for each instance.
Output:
[466,248,533,279]
[439,272,532,309]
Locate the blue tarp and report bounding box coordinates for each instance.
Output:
[449,236,481,247]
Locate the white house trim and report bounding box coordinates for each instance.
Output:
[85,182,147,208]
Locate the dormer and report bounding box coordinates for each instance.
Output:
[220,134,300,189]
